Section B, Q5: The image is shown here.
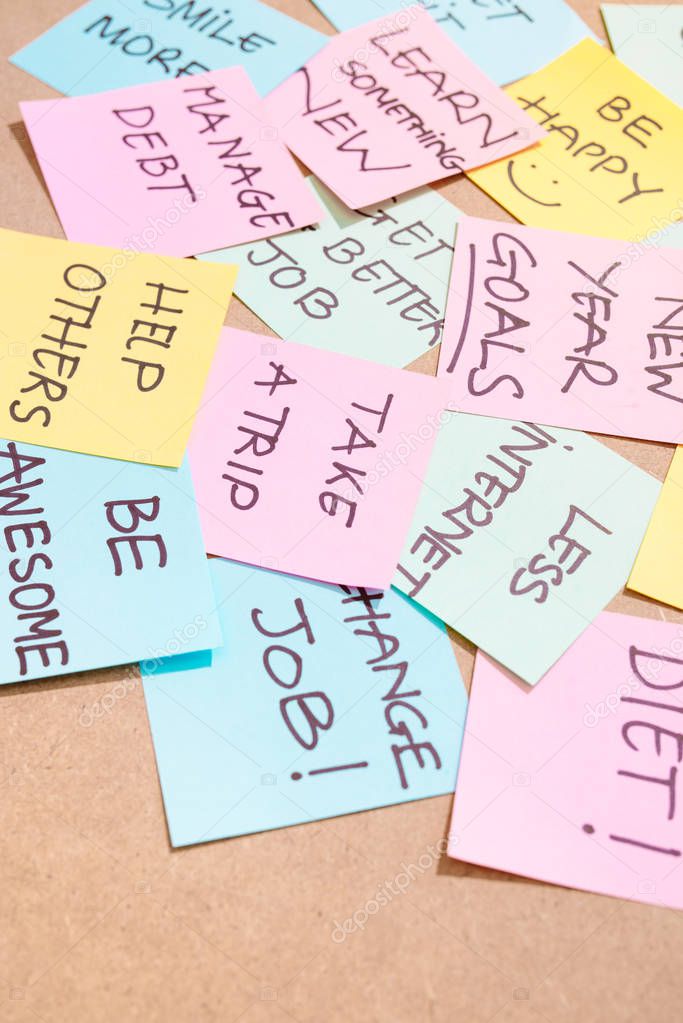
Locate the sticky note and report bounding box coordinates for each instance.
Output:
[142,557,467,846]
[664,223,683,249]
[265,5,545,209]
[21,68,322,257]
[0,438,219,685]
[311,0,594,86]
[10,0,326,97]
[393,412,660,684]
[469,38,683,242]
[187,326,448,588]
[628,447,683,610]
[439,216,683,442]
[602,5,683,107]
[200,178,461,366]
[449,612,683,910]
[0,227,235,466]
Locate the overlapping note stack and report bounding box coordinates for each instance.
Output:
[6,0,683,926]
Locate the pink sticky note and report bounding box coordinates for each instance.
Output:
[265,6,545,209]
[440,216,683,443]
[20,67,322,257]
[449,611,683,910]
[188,327,447,587]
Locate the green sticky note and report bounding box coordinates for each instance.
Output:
[393,413,660,685]
[601,7,683,248]
[602,4,683,106]
[199,179,460,367]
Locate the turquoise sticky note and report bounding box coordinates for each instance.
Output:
[142,559,467,847]
[393,414,660,685]
[558,6,683,249]
[199,179,460,367]
[0,439,219,684]
[602,5,683,107]
[11,0,326,96]
[310,0,594,85]
[664,223,683,247]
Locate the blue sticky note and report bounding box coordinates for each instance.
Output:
[311,0,595,85]
[601,5,683,108]
[142,559,467,846]
[663,223,683,248]
[0,439,219,684]
[11,0,327,96]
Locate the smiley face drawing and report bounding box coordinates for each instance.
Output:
[506,159,562,208]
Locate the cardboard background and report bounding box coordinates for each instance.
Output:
[1,1,682,1019]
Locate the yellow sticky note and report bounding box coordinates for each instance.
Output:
[628,447,683,610]
[469,38,683,241]
[0,228,236,466]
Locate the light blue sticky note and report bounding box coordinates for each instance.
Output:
[662,222,683,248]
[199,178,460,367]
[142,559,467,846]
[602,5,683,107]
[11,0,327,96]
[601,8,683,249]
[394,414,661,685]
[310,0,595,85]
[0,439,219,684]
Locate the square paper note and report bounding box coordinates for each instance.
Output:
[10,0,326,97]
[469,38,683,241]
[602,4,683,108]
[0,438,219,685]
[628,446,683,612]
[201,178,461,366]
[0,228,235,466]
[21,67,322,256]
[143,558,467,846]
[266,5,544,209]
[440,216,683,442]
[187,326,448,588]
[311,0,594,86]
[393,412,660,684]
[450,613,683,911]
